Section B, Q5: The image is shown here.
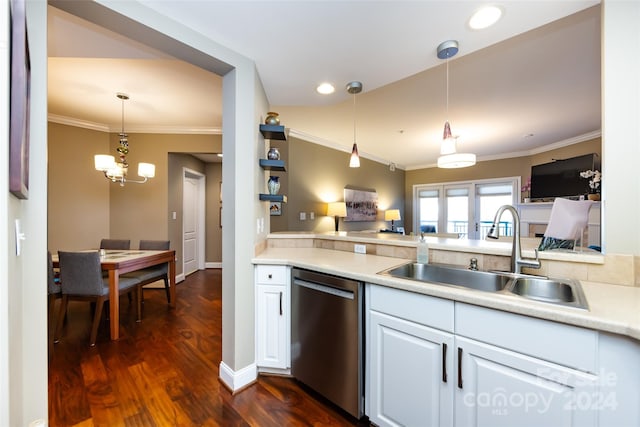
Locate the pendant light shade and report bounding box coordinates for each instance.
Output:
[347,81,363,168]
[436,41,476,169]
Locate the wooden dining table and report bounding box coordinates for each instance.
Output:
[53,249,176,340]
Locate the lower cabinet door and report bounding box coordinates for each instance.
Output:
[454,336,598,427]
[256,284,288,369]
[368,310,454,427]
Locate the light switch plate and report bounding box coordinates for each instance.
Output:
[299,212,306,221]
[309,212,315,220]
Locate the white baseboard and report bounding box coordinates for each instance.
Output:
[206,262,222,269]
[219,361,257,392]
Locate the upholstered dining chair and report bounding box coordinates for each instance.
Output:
[99,239,131,250]
[55,251,141,346]
[122,240,171,316]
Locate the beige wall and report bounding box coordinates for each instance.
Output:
[271,136,406,233]
[167,153,223,272]
[404,137,601,234]
[48,123,223,274]
[48,122,111,251]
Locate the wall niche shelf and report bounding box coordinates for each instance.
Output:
[259,124,287,141]
[259,194,287,203]
[259,159,286,171]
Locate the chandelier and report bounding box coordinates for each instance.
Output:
[94,93,155,186]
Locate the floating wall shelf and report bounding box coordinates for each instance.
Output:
[259,124,287,140]
[259,194,287,203]
[259,159,286,171]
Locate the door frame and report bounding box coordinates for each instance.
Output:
[182,167,206,276]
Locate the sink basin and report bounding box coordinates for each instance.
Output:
[378,262,589,310]
[508,277,589,310]
[379,262,510,292]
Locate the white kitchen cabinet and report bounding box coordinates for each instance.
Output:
[454,336,598,427]
[255,264,290,371]
[366,284,455,427]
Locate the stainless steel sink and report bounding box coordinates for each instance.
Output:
[378,262,588,310]
[379,262,511,292]
[507,277,589,309]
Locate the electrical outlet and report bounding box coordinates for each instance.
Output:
[299,212,306,221]
[309,212,315,220]
[354,244,366,254]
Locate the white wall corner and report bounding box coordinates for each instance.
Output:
[218,361,257,393]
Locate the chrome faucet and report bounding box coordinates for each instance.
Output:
[486,205,541,274]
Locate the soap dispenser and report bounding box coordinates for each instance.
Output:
[417,232,429,264]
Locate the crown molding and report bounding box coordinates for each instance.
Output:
[48,114,221,134]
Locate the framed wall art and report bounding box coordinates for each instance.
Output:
[269,201,282,216]
[344,186,378,222]
[9,0,31,199]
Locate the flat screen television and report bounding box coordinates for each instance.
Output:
[530,153,600,200]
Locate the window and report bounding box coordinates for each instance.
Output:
[414,177,519,240]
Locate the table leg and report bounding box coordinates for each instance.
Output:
[108,269,120,340]
[169,257,176,308]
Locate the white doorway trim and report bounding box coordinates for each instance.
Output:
[183,168,206,276]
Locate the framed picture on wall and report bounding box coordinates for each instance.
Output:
[9,0,31,199]
[269,202,282,216]
[344,186,378,222]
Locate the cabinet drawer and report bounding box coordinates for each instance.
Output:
[256,265,288,285]
[368,284,454,333]
[456,302,597,372]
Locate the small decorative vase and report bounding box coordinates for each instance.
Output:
[267,147,280,160]
[267,176,280,195]
[265,112,280,126]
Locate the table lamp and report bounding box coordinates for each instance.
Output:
[384,209,401,231]
[327,202,347,232]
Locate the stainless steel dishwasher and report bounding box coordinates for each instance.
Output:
[291,267,364,419]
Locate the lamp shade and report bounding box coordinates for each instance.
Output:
[95,154,116,171]
[437,152,477,168]
[138,162,156,178]
[384,209,401,221]
[327,202,347,217]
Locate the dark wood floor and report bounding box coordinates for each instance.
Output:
[48,269,362,426]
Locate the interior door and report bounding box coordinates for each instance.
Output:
[183,175,199,276]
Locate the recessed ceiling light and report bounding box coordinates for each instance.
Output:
[316,83,335,95]
[469,5,503,30]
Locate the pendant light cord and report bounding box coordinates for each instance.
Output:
[446,57,449,120]
[352,91,357,145]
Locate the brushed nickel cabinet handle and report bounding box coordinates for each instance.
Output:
[279,291,283,316]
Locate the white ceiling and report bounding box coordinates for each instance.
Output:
[47,1,601,170]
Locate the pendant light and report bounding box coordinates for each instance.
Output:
[347,81,362,168]
[436,40,476,169]
[94,93,156,185]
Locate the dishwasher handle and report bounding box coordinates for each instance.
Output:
[293,278,355,300]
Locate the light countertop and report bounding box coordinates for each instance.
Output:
[253,247,640,341]
[268,231,605,264]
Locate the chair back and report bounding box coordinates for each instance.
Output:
[139,240,170,251]
[47,251,61,295]
[139,240,170,273]
[99,239,130,250]
[58,251,108,296]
